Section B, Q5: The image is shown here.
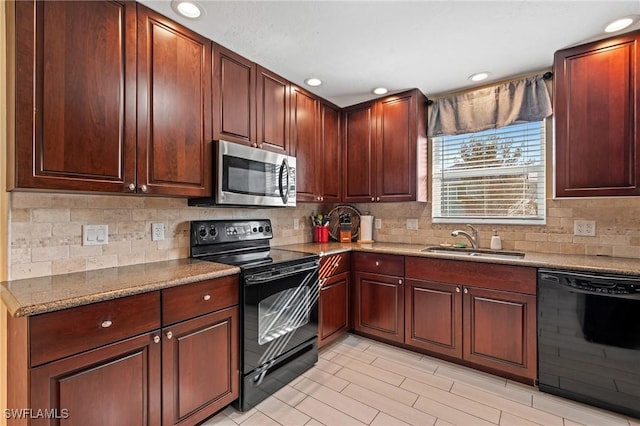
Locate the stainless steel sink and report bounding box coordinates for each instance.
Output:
[420,246,525,260]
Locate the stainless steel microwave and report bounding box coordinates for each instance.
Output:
[189,140,296,207]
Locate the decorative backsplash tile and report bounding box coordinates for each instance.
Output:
[7,192,640,280]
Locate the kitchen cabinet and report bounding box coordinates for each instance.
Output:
[343,89,428,203]
[7,275,240,426]
[8,1,212,197]
[405,257,537,383]
[137,5,212,197]
[9,0,137,193]
[291,85,342,203]
[318,253,350,348]
[352,253,405,344]
[257,66,291,154]
[161,275,240,426]
[554,30,640,197]
[213,43,256,147]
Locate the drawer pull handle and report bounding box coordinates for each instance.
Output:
[456,287,461,293]
[166,331,173,340]
[203,294,211,301]
[375,261,380,266]
[153,335,160,344]
[398,279,403,285]
[101,320,113,328]
[464,288,468,294]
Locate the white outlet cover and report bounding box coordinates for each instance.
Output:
[574,220,596,237]
[406,218,419,230]
[374,218,382,229]
[152,222,165,241]
[293,218,300,230]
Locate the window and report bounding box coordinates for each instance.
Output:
[431,121,545,224]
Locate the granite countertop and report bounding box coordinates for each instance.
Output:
[278,241,640,276]
[0,259,240,318]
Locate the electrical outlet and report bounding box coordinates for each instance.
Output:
[152,222,165,241]
[374,218,382,229]
[82,224,108,246]
[293,218,300,230]
[406,218,419,230]
[574,220,596,237]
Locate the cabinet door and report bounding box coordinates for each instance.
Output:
[343,103,376,203]
[320,103,342,203]
[319,271,350,348]
[376,93,416,202]
[257,66,290,154]
[11,0,137,192]
[291,86,320,202]
[463,286,536,380]
[162,306,239,426]
[554,31,640,197]
[353,271,404,343]
[30,331,161,426]
[213,44,256,146]
[137,6,212,197]
[405,279,462,358]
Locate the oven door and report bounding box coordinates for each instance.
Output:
[217,140,296,207]
[242,262,318,374]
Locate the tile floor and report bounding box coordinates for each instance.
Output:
[203,334,640,426]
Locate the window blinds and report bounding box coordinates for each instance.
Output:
[431,121,545,224]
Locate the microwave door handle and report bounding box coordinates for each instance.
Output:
[279,158,290,204]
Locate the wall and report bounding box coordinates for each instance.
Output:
[356,198,640,258]
[8,192,321,280]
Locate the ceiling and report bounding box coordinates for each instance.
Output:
[139,0,640,107]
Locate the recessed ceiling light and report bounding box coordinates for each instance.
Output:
[305,78,322,87]
[171,1,203,19]
[373,87,388,95]
[605,17,634,33]
[469,72,490,82]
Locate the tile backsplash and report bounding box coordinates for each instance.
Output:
[7,192,640,280]
[8,192,321,280]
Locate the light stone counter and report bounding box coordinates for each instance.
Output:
[0,259,240,317]
[278,242,640,276]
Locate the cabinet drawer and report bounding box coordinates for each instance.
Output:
[352,252,404,276]
[162,274,239,325]
[320,252,350,280]
[29,291,160,367]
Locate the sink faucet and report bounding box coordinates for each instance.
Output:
[451,224,479,249]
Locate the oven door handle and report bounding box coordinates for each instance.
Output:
[245,265,317,285]
[278,157,290,205]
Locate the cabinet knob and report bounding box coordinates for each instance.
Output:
[166,331,173,339]
[128,183,136,191]
[375,261,380,266]
[376,196,380,202]
[464,288,468,294]
[371,197,375,201]
[252,143,258,148]
[101,320,112,328]
[399,279,403,285]
[258,143,263,148]
[153,335,160,344]
[140,184,148,193]
[203,294,211,301]
[320,196,324,201]
[456,287,461,293]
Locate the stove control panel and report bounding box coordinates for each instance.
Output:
[191,219,273,245]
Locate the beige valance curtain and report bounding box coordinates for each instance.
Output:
[427,74,552,137]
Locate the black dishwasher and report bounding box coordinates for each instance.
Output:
[537,269,640,419]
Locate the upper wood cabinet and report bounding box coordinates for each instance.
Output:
[343,89,428,203]
[10,0,137,192]
[257,66,291,154]
[9,1,211,197]
[213,44,256,147]
[319,102,342,203]
[554,30,640,197]
[137,5,212,197]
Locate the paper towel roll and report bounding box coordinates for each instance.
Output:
[360,215,374,242]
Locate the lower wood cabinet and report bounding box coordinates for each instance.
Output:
[318,253,350,348]
[352,253,405,344]
[7,275,240,426]
[404,257,537,383]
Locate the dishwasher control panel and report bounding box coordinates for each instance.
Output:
[539,270,640,295]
